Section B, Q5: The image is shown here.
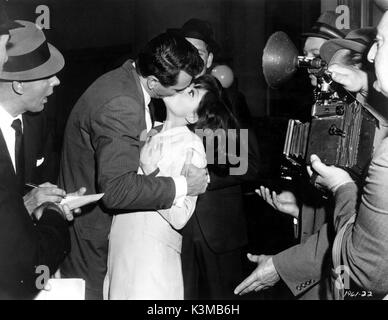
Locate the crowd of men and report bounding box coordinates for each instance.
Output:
[1,0,388,300]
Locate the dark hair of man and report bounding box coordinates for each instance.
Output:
[188,74,240,176]
[135,32,204,87]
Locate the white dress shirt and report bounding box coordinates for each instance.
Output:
[0,104,23,172]
[138,76,187,205]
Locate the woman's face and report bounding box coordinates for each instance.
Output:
[163,84,207,122]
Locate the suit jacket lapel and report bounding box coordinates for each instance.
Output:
[0,130,19,191]
[123,60,148,148]
[22,113,40,183]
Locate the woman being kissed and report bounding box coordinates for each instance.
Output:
[104,74,239,300]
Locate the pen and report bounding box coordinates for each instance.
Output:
[25,182,39,189]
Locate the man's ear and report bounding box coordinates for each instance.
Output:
[146,76,159,91]
[12,81,24,95]
[207,52,214,69]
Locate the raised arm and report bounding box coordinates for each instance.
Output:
[334,139,388,294]
[157,142,207,230]
[91,96,176,211]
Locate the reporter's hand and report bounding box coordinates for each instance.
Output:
[60,187,87,217]
[181,149,208,196]
[60,203,75,221]
[24,182,66,215]
[234,254,280,295]
[328,64,368,95]
[32,187,87,221]
[32,202,67,221]
[307,154,354,193]
[256,186,300,219]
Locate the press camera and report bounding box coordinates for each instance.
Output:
[262,31,376,181]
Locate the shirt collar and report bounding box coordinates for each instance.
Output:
[0,104,23,130]
[140,80,151,108]
[132,61,151,108]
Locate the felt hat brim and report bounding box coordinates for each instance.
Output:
[0,43,64,81]
[0,19,22,35]
[320,39,368,63]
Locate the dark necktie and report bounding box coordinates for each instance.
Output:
[148,100,156,127]
[11,119,25,192]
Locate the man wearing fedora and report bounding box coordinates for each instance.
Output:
[0,16,76,299]
[302,11,357,87]
[58,32,207,300]
[0,19,80,214]
[235,12,362,299]
[305,6,388,298]
[236,25,380,299]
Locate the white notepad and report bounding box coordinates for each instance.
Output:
[60,193,104,210]
[34,278,85,300]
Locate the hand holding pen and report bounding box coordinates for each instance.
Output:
[23,182,67,215]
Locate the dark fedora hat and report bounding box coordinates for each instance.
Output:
[302,11,355,40]
[0,20,64,81]
[320,27,376,63]
[168,18,220,54]
[0,2,22,35]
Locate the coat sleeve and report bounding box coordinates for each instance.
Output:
[272,222,331,297]
[335,138,388,295]
[272,182,358,297]
[90,96,176,211]
[157,136,206,230]
[0,191,69,299]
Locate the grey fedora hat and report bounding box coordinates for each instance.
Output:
[0,20,64,81]
[320,27,376,63]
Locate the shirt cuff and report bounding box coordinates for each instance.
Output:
[173,176,187,207]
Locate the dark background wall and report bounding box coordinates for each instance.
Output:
[7,0,320,119]
[6,0,321,175]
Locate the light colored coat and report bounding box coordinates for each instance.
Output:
[104,126,206,300]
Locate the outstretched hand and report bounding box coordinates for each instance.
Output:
[234,254,280,296]
[256,186,299,218]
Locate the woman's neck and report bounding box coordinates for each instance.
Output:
[163,112,187,130]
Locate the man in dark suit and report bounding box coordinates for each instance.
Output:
[166,19,261,299]
[0,16,73,299]
[59,32,208,300]
[22,110,59,187]
[0,19,72,216]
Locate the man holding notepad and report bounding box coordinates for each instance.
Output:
[0,9,86,299]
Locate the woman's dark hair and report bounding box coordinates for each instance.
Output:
[136,32,204,87]
[187,74,241,176]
